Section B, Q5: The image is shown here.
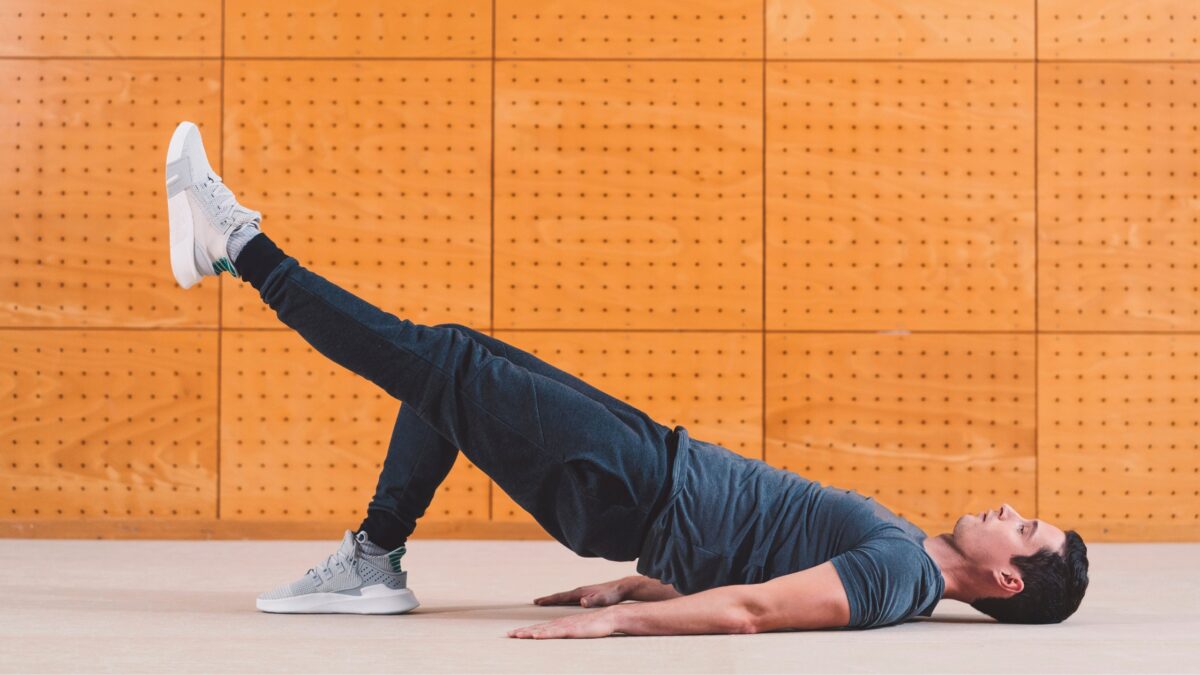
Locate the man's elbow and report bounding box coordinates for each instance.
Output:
[727,607,762,634]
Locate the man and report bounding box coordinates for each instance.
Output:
[164,121,1090,638]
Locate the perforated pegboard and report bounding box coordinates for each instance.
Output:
[1039,62,1200,332]
[497,0,761,58]
[1039,335,1200,539]
[494,61,762,330]
[0,59,221,327]
[490,329,761,522]
[0,0,220,57]
[1040,0,1200,60]
[221,60,491,329]
[0,330,217,519]
[767,0,1033,59]
[220,330,488,522]
[766,333,1037,536]
[226,0,491,58]
[767,61,1035,331]
[3,1,1199,544]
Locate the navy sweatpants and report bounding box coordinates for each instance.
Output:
[235,233,679,561]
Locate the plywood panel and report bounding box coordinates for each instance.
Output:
[1039,63,1200,331]
[1039,334,1200,540]
[0,0,220,57]
[0,59,221,327]
[220,330,489,522]
[767,0,1033,59]
[2,3,1198,544]
[1040,0,1200,60]
[765,333,1036,536]
[496,0,762,58]
[490,329,761,522]
[221,60,491,328]
[766,62,1035,331]
[0,330,217,519]
[226,0,491,57]
[494,61,762,331]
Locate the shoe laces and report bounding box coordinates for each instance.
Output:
[306,541,359,585]
[201,172,257,230]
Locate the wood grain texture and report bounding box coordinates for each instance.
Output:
[767,61,1035,331]
[221,59,492,329]
[0,518,551,540]
[494,60,762,330]
[2,2,1198,543]
[767,0,1033,59]
[766,332,1037,537]
[1039,0,1200,60]
[0,0,220,57]
[1039,334,1200,540]
[0,59,221,327]
[1038,63,1200,331]
[497,0,762,59]
[0,330,218,520]
[226,0,491,57]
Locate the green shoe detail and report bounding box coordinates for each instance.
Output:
[387,545,407,574]
[211,256,240,278]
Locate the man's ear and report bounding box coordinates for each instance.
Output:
[993,568,1024,596]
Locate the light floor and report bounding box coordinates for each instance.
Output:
[0,538,1195,673]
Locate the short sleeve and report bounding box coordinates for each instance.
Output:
[829,536,937,629]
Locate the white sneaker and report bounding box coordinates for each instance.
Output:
[256,530,419,615]
[164,120,261,289]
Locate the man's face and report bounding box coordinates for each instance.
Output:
[951,503,1068,591]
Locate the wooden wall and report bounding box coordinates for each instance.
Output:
[2,0,1197,541]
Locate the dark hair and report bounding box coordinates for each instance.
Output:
[970,530,1089,624]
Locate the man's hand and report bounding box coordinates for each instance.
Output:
[533,575,681,608]
[533,577,630,608]
[507,607,618,639]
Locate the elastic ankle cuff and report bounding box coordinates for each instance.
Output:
[234,232,286,291]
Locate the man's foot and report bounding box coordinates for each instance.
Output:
[256,529,419,614]
[164,120,262,289]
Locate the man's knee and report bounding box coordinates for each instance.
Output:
[435,322,505,359]
[435,322,481,340]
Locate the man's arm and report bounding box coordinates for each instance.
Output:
[508,562,850,638]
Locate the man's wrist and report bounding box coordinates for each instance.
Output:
[604,602,634,634]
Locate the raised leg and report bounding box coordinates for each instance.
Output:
[236,233,676,561]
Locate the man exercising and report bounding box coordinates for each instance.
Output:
[164,121,1089,638]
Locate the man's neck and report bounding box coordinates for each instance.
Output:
[923,533,978,603]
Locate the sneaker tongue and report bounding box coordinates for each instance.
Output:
[338,529,358,556]
[231,204,262,227]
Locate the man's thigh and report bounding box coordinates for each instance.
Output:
[437,323,664,434]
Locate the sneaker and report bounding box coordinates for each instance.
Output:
[163,120,262,289]
[256,529,419,615]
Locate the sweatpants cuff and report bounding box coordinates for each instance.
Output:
[233,232,287,291]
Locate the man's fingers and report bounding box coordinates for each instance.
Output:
[582,590,622,607]
[534,588,582,605]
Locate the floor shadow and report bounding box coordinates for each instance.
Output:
[913,615,995,625]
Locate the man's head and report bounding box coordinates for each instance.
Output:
[950,503,1089,624]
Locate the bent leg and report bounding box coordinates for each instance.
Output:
[358,401,459,550]
[235,233,673,560]
[360,323,670,550]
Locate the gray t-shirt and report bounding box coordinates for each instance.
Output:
[637,426,945,629]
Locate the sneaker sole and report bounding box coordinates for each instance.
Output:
[256,586,420,615]
[165,121,203,290]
